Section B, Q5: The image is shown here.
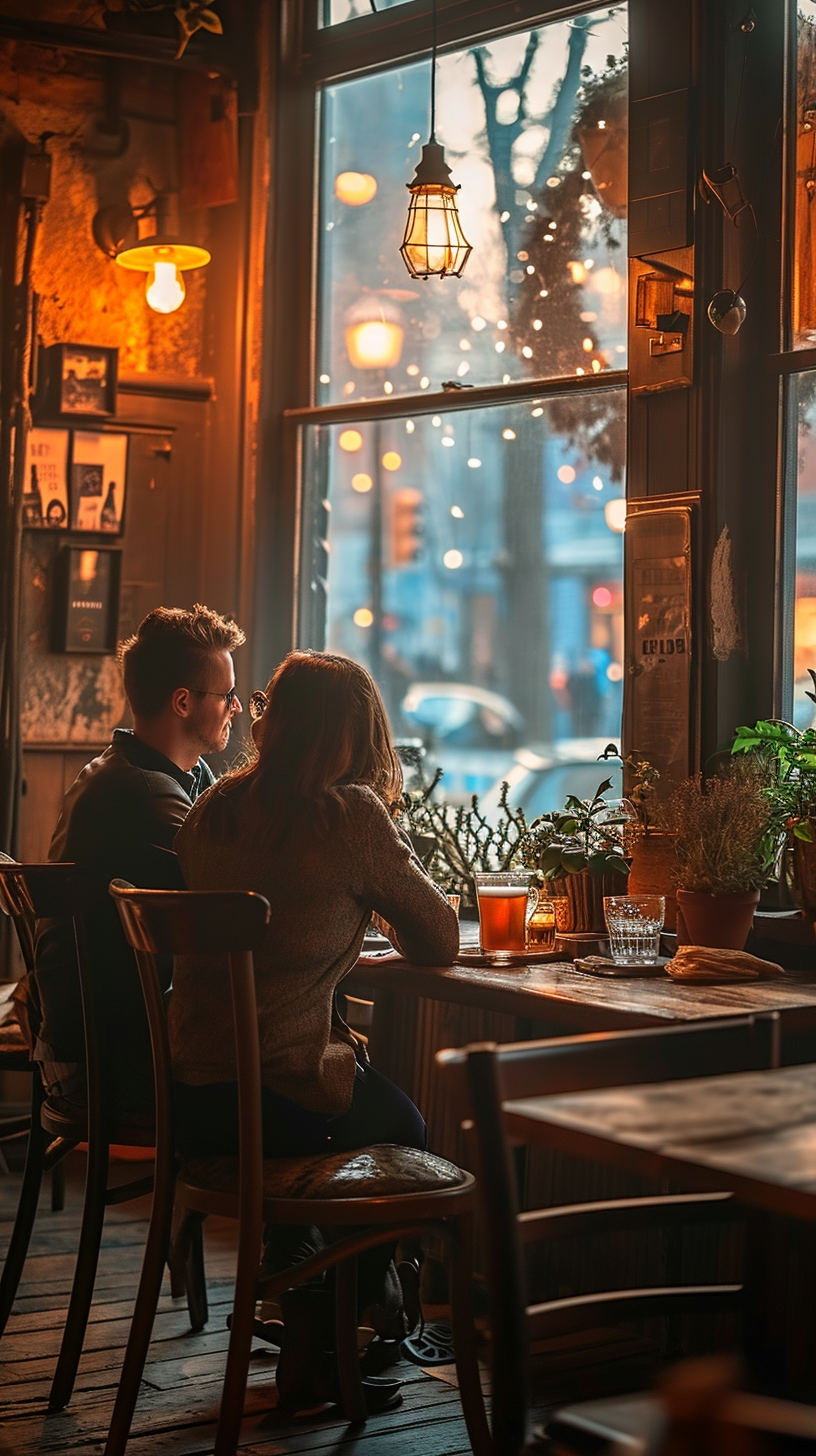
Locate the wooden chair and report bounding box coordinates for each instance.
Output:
[544,1355,816,1455]
[437,1014,780,1456]
[0,861,165,1410]
[0,854,73,1339]
[106,882,488,1456]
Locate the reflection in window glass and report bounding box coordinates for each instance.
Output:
[300,390,625,802]
[317,8,628,401]
[321,0,410,25]
[794,3,816,346]
[796,375,816,723]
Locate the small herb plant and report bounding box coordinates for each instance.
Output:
[398,747,630,901]
[399,773,534,904]
[655,759,778,894]
[526,779,631,882]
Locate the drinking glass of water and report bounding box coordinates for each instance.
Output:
[603,895,666,965]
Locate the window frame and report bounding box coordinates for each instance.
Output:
[266,0,631,674]
[770,0,813,721]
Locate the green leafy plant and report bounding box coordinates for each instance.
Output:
[526,778,631,882]
[656,759,778,894]
[732,684,816,843]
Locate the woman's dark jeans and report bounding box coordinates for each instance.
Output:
[174,1062,427,1323]
[174,1061,426,1159]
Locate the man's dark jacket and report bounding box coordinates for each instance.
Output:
[32,729,214,1108]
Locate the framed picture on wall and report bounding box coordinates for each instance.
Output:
[51,545,122,654]
[22,427,70,528]
[36,343,118,419]
[70,431,128,534]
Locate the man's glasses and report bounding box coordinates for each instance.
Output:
[187,686,241,710]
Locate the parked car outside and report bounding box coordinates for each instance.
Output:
[399,683,621,811]
[400,682,525,803]
[478,738,623,825]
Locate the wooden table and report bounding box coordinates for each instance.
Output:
[504,1063,816,1397]
[504,1062,816,1223]
[351,952,816,1035]
[348,935,816,1170]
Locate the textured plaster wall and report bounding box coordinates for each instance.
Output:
[0,41,206,376]
[1,39,213,743]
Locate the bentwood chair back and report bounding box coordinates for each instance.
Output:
[437,1014,780,1456]
[0,859,78,1341]
[0,861,160,1410]
[107,882,487,1456]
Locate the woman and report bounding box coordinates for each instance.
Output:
[170,651,458,1404]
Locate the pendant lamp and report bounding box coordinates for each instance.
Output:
[400,0,471,279]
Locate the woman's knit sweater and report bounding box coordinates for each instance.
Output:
[170,783,459,1114]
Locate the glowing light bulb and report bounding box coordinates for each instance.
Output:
[145,260,185,314]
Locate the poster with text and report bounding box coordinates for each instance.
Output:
[23,428,70,528]
[70,431,128,534]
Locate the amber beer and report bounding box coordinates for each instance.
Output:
[475,873,531,954]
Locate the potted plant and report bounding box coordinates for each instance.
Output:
[623,753,680,931]
[398,774,533,910]
[517,778,630,935]
[655,760,778,950]
[731,685,816,924]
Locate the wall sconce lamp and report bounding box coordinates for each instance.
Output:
[93,192,210,314]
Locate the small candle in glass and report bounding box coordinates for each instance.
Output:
[526,892,556,950]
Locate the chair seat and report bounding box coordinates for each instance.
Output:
[182,1143,467,1201]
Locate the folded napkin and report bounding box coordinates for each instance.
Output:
[665,946,785,983]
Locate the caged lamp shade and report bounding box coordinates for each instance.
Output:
[400,140,471,280]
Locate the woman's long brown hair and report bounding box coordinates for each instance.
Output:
[201,651,403,843]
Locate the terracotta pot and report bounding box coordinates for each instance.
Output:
[675,888,760,951]
[549,867,628,935]
[627,831,678,931]
[793,833,816,928]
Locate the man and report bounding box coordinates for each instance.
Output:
[30,603,245,1120]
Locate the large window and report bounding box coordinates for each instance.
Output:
[791,7,816,717]
[297,3,628,805]
[317,13,627,402]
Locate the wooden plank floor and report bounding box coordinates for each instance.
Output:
[0,1155,482,1456]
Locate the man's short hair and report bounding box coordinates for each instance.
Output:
[118,605,246,718]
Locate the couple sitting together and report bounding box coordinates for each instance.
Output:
[29,603,458,1406]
